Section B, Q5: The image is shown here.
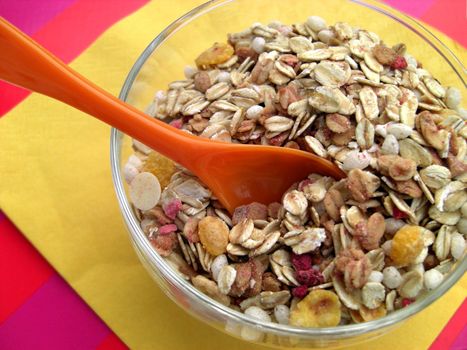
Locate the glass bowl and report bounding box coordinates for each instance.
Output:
[110,0,466,348]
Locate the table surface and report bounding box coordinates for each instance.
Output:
[0,1,466,349]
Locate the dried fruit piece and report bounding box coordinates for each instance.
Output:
[149,232,177,257]
[289,290,341,327]
[292,285,309,299]
[195,42,234,69]
[142,152,176,189]
[159,224,178,235]
[372,44,396,65]
[390,56,407,70]
[359,304,387,321]
[389,225,424,266]
[296,269,324,287]
[148,207,172,225]
[291,253,313,271]
[183,217,200,243]
[162,198,182,220]
[198,216,230,256]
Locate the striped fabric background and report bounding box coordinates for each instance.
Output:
[0,1,465,349]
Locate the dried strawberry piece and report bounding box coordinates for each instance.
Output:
[390,56,407,70]
[402,298,414,307]
[292,285,309,299]
[291,253,313,271]
[392,207,408,220]
[148,207,173,225]
[159,224,178,235]
[169,118,183,129]
[232,202,268,225]
[163,198,183,220]
[183,217,200,243]
[149,232,177,257]
[296,269,324,287]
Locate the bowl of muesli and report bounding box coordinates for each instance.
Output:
[111,0,466,347]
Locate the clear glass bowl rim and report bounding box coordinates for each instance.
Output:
[110,0,467,339]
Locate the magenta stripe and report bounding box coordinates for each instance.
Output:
[383,0,437,17]
[0,0,78,35]
[0,274,110,349]
[450,325,467,350]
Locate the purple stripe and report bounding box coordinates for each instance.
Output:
[450,324,467,350]
[384,0,437,17]
[0,274,110,349]
[0,211,5,222]
[0,0,78,35]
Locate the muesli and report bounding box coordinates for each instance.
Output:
[124,16,466,327]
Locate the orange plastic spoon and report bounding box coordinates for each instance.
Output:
[0,18,344,213]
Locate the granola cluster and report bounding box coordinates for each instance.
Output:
[124,16,466,327]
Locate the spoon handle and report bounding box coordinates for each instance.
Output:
[0,17,202,165]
